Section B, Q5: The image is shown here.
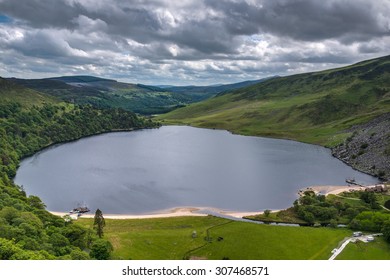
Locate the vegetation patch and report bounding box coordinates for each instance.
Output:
[247,190,390,234]
[0,82,159,259]
[77,216,351,260]
[336,237,390,260]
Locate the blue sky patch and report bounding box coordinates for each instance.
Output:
[0,14,12,24]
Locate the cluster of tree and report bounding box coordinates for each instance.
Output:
[0,102,159,178]
[0,101,159,259]
[293,191,339,224]
[293,191,390,243]
[359,192,381,209]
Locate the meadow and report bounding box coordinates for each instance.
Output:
[77,216,352,260]
[336,237,390,260]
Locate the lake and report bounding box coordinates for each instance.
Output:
[14,126,378,214]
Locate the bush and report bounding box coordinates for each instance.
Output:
[382,220,390,243]
[350,211,390,232]
[385,200,390,210]
[70,249,90,260]
[90,239,113,260]
[329,219,338,228]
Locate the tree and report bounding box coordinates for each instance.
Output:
[385,200,390,210]
[329,219,338,228]
[27,195,46,210]
[93,209,105,238]
[382,220,390,243]
[302,211,315,223]
[90,239,113,260]
[70,249,90,260]
[264,209,271,217]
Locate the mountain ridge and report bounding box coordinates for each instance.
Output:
[7,75,273,115]
[159,55,390,180]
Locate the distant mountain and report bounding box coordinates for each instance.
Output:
[160,55,390,178]
[8,76,192,114]
[47,75,117,83]
[160,77,276,100]
[0,77,57,107]
[9,75,273,115]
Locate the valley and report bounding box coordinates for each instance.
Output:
[0,55,389,260]
[159,55,390,180]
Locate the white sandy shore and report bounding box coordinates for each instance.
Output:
[50,207,265,220]
[300,185,379,196]
[52,185,381,220]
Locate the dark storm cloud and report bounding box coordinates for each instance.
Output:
[0,0,85,29]
[1,0,388,50]
[0,0,389,84]
[206,0,389,42]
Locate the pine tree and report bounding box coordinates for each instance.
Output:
[93,209,105,238]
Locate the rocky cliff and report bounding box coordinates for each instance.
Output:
[332,113,390,181]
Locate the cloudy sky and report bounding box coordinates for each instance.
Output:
[0,0,389,85]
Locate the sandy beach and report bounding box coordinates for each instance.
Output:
[299,185,378,196]
[51,185,383,220]
[50,206,272,220]
[51,207,208,220]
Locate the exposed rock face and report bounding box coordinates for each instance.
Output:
[332,113,390,181]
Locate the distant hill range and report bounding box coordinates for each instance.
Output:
[0,77,57,107]
[7,75,272,115]
[151,77,276,100]
[160,55,390,180]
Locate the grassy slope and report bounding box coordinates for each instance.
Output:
[10,76,276,115]
[12,78,184,114]
[8,77,193,115]
[77,216,351,260]
[336,238,390,260]
[0,77,58,107]
[159,56,390,146]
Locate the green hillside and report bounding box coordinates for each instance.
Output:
[9,76,274,115]
[162,77,274,100]
[160,55,390,146]
[0,77,57,107]
[0,78,159,259]
[9,76,193,115]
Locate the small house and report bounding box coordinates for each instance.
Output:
[365,185,386,193]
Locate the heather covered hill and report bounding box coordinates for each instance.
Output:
[160,55,390,179]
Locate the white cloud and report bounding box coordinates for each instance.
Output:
[0,0,389,85]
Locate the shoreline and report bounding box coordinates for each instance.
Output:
[51,185,385,221]
[19,127,145,161]
[50,207,265,220]
[299,184,383,196]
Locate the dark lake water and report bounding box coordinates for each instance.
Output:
[14,126,378,214]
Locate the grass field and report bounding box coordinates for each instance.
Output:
[77,216,352,260]
[336,238,390,260]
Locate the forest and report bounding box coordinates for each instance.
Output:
[0,101,159,259]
